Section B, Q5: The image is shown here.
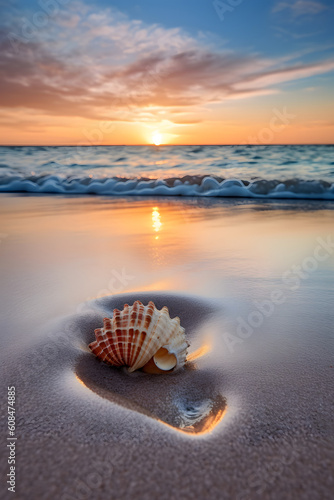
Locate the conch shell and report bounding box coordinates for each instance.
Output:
[89,300,189,374]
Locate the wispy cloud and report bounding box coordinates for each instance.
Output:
[0,1,333,128]
[273,26,323,40]
[273,0,328,17]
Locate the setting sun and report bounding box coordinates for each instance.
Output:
[152,131,162,146]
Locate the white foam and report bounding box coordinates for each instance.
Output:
[0,175,334,199]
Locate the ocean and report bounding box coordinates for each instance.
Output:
[0,144,333,199]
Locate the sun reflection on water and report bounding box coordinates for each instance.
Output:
[152,207,162,239]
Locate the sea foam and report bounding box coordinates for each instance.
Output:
[0,175,333,199]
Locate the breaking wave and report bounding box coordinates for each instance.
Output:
[0,174,334,200]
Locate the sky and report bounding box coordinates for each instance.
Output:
[0,0,333,145]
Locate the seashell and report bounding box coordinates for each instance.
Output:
[89,300,189,374]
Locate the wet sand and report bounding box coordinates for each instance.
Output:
[0,194,334,499]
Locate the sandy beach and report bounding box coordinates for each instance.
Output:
[0,193,333,499]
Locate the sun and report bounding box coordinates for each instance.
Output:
[152,131,162,146]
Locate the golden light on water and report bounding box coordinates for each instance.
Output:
[152,207,162,238]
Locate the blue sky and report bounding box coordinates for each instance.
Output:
[98,0,334,57]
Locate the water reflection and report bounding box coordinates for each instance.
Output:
[152,206,162,240]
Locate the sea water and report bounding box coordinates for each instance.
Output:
[0,144,333,199]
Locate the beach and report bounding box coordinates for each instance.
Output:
[1,193,333,499]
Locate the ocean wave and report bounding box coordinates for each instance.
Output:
[0,175,333,199]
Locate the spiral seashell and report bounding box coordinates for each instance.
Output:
[89,300,189,373]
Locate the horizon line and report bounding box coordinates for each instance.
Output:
[0,143,333,147]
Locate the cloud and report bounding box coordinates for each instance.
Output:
[273,1,327,17]
[0,1,333,128]
[273,26,323,40]
[234,59,334,90]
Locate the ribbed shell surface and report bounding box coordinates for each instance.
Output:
[89,300,188,372]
